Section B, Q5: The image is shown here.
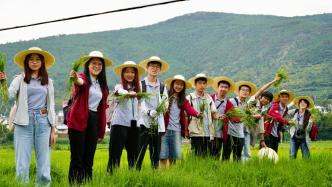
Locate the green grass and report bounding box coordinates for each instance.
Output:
[0,140,332,187]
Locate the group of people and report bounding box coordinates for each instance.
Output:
[0,47,315,185]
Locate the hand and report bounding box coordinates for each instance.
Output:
[197,112,203,118]
[97,138,103,143]
[149,110,158,118]
[274,76,281,81]
[260,140,267,148]
[184,130,189,139]
[128,91,137,97]
[219,114,226,120]
[70,70,79,80]
[253,114,261,119]
[0,72,6,80]
[49,128,56,147]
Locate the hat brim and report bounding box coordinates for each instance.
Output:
[212,76,235,93]
[14,49,55,69]
[234,81,257,96]
[139,59,169,73]
[273,90,295,103]
[165,78,192,90]
[113,64,145,77]
[294,96,315,109]
[80,56,113,67]
[188,76,214,88]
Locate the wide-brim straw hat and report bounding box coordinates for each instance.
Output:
[188,73,214,88]
[165,75,192,89]
[293,96,315,109]
[14,47,55,69]
[139,56,169,73]
[113,61,145,77]
[273,89,295,103]
[212,76,235,92]
[80,51,113,67]
[234,81,257,96]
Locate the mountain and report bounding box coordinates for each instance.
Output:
[1,12,332,108]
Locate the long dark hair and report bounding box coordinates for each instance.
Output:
[168,80,186,108]
[23,54,49,85]
[84,58,108,91]
[120,67,141,93]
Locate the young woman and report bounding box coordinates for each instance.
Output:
[0,47,56,185]
[288,96,314,159]
[160,75,201,168]
[66,51,112,184]
[107,61,145,172]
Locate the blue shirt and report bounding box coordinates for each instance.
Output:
[168,97,181,131]
[88,77,102,112]
[27,78,47,112]
[214,97,227,138]
[228,97,245,138]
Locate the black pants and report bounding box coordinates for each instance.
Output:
[190,137,213,157]
[222,135,244,161]
[266,134,280,153]
[136,126,161,170]
[107,124,139,172]
[68,111,99,185]
[210,137,223,160]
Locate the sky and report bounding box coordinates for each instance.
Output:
[0,0,331,44]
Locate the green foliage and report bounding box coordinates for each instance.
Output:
[0,140,332,186]
[0,12,331,110]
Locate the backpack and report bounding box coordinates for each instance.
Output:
[309,122,318,141]
[141,80,165,95]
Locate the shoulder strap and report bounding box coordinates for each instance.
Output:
[234,97,239,107]
[189,94,193,107]
[141,80,147,93]
[160,83,165,96]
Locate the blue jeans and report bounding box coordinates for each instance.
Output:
[290,137,310,159]
[14,111,51,185]
[242,131,251,162]
[160,130,182,160]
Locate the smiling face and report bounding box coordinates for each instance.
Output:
[217,81,230,97]
[279,93,290,105]
[195,79,207,93]
[299,99,309,109]
[123,67,136,83]
[173,80,185,93]
[88,57,103,77]
[239,85,250,98]
[27,53,43,72]
[147,61,161,77]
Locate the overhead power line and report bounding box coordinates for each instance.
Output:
[0,0,189,32]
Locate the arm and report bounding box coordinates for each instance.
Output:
[267,103,288,124]
[253,77,279,99]
[183,99,199,117]
[70,70,84,86]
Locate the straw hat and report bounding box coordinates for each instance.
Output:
[212,76,235,92]
[234,81,257,96]
[139,56,169,73]
[273,89,295,103]
[293,96,315,109]
[14,47,55,69]
[188,73,214,88]
[165,75,192,89]
[113,61,145,76]
[258,147,278,163]
[80,51,113,67]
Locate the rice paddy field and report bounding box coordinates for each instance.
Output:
[0,139,331,187]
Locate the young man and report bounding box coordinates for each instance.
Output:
[210,76,235,160]
[244,77,280,162]
[137,56,169,170]
[222,81,256,161]
[265,90,295,153]
[187,73,220,157]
